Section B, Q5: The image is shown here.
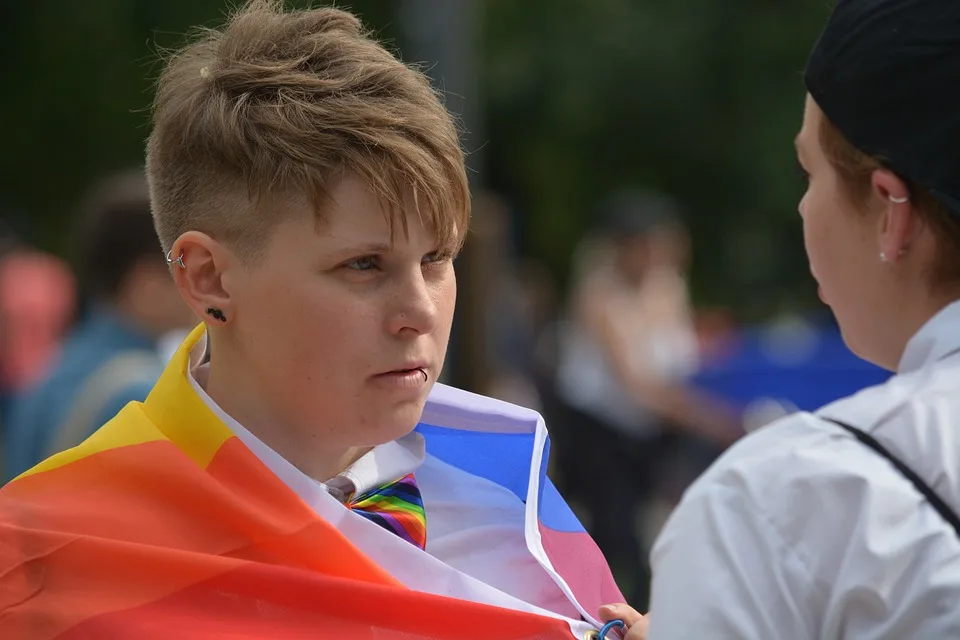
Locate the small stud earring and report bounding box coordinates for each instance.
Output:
[880,249,907,263]
[206,308,226,322]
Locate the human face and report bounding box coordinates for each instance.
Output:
[615,235,650,283]
[795,95,887,358]
[647,226,689,272]
[223,173,457,450]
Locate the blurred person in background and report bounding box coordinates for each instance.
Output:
[472,191,545,410]
[646,0,960,637]
[554,188,742,609]
[0,247,75,400]
[4,169,195,479]
[0,222,76,399]
[0,224,76,477]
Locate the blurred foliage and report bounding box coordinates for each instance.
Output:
[0,0,831,321]
[481,0,829,319]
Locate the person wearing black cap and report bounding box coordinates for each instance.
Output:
[634,1,960,638]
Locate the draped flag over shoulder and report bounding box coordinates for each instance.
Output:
[0,327,621,639]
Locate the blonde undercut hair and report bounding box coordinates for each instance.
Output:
[146,0,470,261]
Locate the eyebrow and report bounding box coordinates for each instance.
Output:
[335,242,393,255]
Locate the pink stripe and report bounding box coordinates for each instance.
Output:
[538,523,624,615]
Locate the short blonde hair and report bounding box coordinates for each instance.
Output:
[146,0,470,260]
[819,113,960,289]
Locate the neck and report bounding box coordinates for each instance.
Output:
[870,287,958,371]
[202,335,368,482]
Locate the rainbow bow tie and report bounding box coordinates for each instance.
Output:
[347,473,427,550]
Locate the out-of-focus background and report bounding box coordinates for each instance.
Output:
[0,0,890,609]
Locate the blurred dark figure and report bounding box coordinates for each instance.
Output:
[552,188,742,609]
[4,170,196,479]
[471,192,545,409]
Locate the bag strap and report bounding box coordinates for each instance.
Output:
[823,417,960,539]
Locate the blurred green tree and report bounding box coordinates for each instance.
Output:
[0,0,831,320]
[481,0,829,319]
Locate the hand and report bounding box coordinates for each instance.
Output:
[598,603,648,640]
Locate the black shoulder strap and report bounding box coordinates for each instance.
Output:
[823,417,960,539]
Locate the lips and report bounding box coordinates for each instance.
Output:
[373,364,429,382]
[390,367,428,382]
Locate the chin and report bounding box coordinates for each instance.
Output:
[361,400,428,446]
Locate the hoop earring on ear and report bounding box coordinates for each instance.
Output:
[889,195,910,204]
[165,250,186,269]
[206,308,227,322]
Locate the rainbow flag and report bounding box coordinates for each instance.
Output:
[0,327,621,639]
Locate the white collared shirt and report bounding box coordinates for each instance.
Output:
[185,337,580,624]
[648,300,960,639]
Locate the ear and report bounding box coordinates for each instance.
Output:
[168,231,237,323]
[871,169,918,262]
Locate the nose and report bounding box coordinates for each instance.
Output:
[386,266,439,337]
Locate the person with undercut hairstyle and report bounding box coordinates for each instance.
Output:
[0,3,625,639]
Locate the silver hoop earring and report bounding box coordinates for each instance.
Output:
[889,195,910,204]
[165,250,186,269]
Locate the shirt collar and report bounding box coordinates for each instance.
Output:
[898,298,960,374]
[185,332,425,504]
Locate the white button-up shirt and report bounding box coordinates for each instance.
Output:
[648,300,960,639]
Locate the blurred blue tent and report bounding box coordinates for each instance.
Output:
[693,317,891,415]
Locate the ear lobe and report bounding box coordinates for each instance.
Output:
[169,231,234,319]
[871,169,916,261]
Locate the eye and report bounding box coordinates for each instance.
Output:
[795,159,810,181]
[422,250,454,266]
[344,256,379,271]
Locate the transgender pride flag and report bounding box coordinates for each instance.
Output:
[418,384,624,622]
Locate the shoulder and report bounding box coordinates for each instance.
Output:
[679,410,931,565]
[654,369,960,637]
[689,410,862,495]
[716,358,960,502]
[820,355,959,430]
[817,360,960,514]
